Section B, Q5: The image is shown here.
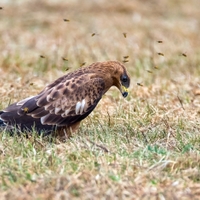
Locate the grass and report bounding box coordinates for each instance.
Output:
[0,0,200,199]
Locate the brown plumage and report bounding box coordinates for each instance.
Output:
[0,61,130,139]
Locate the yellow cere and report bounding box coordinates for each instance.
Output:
[122,85,129,92]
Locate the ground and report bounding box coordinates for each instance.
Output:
[0,0,200,199]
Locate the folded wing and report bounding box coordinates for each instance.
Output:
[0,74,105,132]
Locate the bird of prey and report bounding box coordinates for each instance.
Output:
[0,61,130,139]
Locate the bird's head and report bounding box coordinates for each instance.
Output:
[119,73,130,98]
[104,61,130,98]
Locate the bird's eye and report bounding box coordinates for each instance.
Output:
[121,75,128,82]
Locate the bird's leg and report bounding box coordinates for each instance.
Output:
[68,121,81,134]
[54,121,81,142]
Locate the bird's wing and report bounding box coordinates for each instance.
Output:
[10,74,105,127]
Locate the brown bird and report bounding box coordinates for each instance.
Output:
[0,61,130,139]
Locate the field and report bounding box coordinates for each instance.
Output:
[0,0,200,199]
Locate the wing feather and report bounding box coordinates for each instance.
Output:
[18,74,105,127]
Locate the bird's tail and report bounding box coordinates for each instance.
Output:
[0,119,5,126]
[0,111,6,127]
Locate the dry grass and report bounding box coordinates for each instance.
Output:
[0,0,200,199]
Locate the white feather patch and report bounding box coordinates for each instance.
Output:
[61,109,70,117]
[55,107,61,115]
[44,104,52,111]
[75,99,86,115]
[65,109,70,116]
[80,99,86,114]
[40,115,49,124]
[0,116,5,123]
[75,101,82,115]
[46,94,51,102]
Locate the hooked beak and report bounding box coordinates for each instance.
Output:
[121,85,129,98]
